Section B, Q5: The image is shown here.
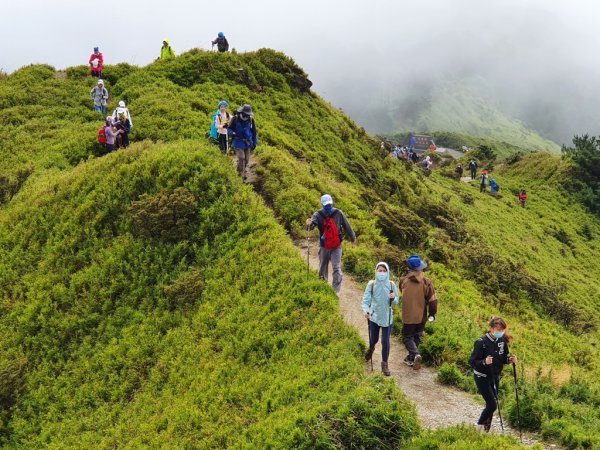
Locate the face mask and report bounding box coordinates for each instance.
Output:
[376,272,388,282]
[493,331,505,339]
[323,204,334,215]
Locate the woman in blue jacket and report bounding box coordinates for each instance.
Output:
[362,262,400,376]
[228,104,258,180]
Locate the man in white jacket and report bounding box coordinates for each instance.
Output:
[112,100,133,128]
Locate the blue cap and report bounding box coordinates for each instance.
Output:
[218,32,224,38]
[406,255,428,271]
[321,194,333,206]
[218,100,229,108]
[94,47,99,52]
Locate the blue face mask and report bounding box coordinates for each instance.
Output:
[323,204,334,216]
[493,331,505,339]
[376,271,388,282]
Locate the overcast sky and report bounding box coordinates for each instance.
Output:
[2,0,600,143]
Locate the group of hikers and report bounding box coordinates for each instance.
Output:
[306,193,517,433]
[455,160,528,207]
[158,32,230,60]
[390,145,434,169]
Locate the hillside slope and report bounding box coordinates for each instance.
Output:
[0,51,527,448]
[385,79,560,154]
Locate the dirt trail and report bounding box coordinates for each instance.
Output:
[297,238,558,448]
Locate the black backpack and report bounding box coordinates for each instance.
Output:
[217,37,229,52]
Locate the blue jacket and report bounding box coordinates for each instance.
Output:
[361,270,400,327]
[228,114,257,150]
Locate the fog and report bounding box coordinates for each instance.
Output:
[2,0,599,145]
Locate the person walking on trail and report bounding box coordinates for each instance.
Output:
[101,116,122,155]
[90,79,109,114]
[228,104,257,179]
[423,155,433,170]
[469,316,517,433]
[89,47,103,78]
[212,32,229,52]
[362,262,399,376]
[489,178,499,193]
[114,114,131,149]
[455,163,464,179]
[305,194,356,294]
[112,100,133,128]
[469,160,478,180]
[160,39,175,60]
[399,255,437,370]
[518,189,527,208]
[480,170,489,193]
[214,100,231,154]
[410,149,419,164]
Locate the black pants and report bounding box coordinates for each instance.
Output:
[470,169,476,179]
[402,322,425,359]
[475,374,499,425]
[480,183,486,193]
[368,320,391,362]
[218,133,228,153]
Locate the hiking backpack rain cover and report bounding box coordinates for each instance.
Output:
[97,126,107,144]
[320,212,342,249]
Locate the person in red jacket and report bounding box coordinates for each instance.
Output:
[518,189,527,208]
[89,47,103,78]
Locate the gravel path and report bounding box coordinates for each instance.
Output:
[297,239,559,448]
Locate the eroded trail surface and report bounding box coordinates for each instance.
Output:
[297,239,558,448]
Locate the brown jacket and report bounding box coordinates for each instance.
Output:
[399,271,438,324]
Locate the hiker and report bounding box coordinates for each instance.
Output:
[114,114,131,149]
[101,116,122,155]
[469,160,478,180]
[518,189,527,208]
[409,135,417,149]
[160,39,175,60]
[90,79,109,114]
[112,100,133,128]
[228,104,258,179]
[212,32,229,52]
[490,178,499,193]
[469,316,517,433]
[306,194,356,294]
[423,155,433,170]
[214,100,231,154]
[410,150,419,164]
[479,170,488,193]
[362,262,400,376]
[399,255,437,370]
[89,47,103,78]
[455,164,464,178]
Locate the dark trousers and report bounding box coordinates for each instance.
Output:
[368,320,391,362]
[91,70,103,78]
[402,322,425,358]
[218,133,228,153]
[480,183,486,193]
[475,374,499,425]
[470,169,476,179]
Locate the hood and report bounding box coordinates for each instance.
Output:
[406,271,425,283]
[375,261,390,283]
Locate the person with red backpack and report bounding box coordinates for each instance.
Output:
[518,189,527,208]
[306,194,356,294]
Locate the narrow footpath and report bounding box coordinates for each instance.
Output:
[297,238,558,449]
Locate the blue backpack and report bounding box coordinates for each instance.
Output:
[209,110,219,140]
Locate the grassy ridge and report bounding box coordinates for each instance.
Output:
[0,142,421,447]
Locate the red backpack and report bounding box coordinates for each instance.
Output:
[320,211,341,249]
[97,126,107,144]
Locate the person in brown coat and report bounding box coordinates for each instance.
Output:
[399,255,438,370]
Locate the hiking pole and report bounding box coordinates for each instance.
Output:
[491,364,505,433]
[368,317,373,373]
[512,362,522,442]
[306,224,310,279]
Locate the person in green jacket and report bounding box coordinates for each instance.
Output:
[361,262,400,376]
[160,39,175,60]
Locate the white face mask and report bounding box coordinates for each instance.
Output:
[376,271,388,282]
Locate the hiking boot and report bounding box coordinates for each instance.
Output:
[381,361,391,376]
[483,416,493,432]
[403,355,414,366]
[364,347,375,361]
[413,354,422,371]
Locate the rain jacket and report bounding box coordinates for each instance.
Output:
[490,179,499,192]
[90,86,109,106]
[112,107,133,128]
[89,52,103,70]
[228,113,258,150]
[361,262,400,327]
[161,43,175,60]
[399,271,437,324]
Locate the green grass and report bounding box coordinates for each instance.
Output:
[1,48,596,448]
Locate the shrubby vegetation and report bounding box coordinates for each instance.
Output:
[1,48,598,447]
